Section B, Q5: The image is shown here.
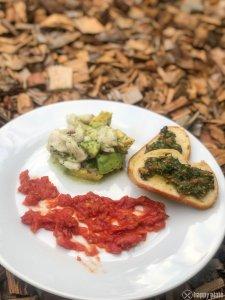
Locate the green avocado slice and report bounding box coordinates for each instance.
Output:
[80,141,100,158]
[97,153,125,175]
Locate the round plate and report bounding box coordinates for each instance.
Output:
[0,100,224,300]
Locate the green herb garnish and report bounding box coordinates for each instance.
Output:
[139,154,214,199]
[146,126,182,153]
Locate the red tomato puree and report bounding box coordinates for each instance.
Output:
[19,170,168,257]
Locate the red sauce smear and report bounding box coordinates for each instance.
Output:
[19,170,168,257]
[19,170,59,206]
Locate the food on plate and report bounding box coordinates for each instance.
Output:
[19,170,167,257]
[18,170,59,206]
[131,126,190,161]
[47,111,134,181]
[128,149,218,209]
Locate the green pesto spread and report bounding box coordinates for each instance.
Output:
[139,154,214,199]
[145,126,182,153]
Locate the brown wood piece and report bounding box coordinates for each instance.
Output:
[195,277,225,293]
[6,271,30,296]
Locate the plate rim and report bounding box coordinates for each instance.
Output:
[0,99,224,300]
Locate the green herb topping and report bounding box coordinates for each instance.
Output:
[146,126,182,153]
[139,154,214,199]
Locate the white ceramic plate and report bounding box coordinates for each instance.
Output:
[0,100,224,300]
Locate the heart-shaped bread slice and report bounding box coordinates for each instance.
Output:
[128,149,218,209]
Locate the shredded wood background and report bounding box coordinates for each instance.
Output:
[0,0,224,299]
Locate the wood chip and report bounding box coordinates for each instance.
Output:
[0,23,8,35]
[218,90,225,103]
[89,76,107,98]
[0,33,32,54]
[64,59,89,83]
[209,125,225,144]
[126,39,150,51]
[157,67,184,87]
[163,96,189,113]
[27,89,49,106]
[16,68,31,89]
[0,265,5,283]
[6,271,30,296]
[193,103,209,117]
[45,32,80,50]
[195,277,225,293]
[116,17,133,29]
[171,107,191,121]
[121,86,143,104]
[0,54,25,71]
[174,11,198,29]
[216,152,225,166]
[210,258,224,271]
[17,93,34,114]
[27,72,46,88]
[40,14,74,31]
[210,48,225,75]
[47,66,73,91]
[13,1,27,23]
[129,7,145,19]
[189,77,208,96]
[74,17,105,34]
[181,0,203,13]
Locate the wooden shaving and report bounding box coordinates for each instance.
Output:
[74,17,105,34]
[121,86,143,104]
[47,66,73,91]
[17,93,33,114]
[210,48,225,75]
[64,59,89,83]
[40,14,74,31]
[27,73,46,88]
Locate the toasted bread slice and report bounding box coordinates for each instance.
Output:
[128,149,218,210]
[132,126,190,161]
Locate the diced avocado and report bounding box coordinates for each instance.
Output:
[97,152,125,175]
[67,168,103,181]
[80,141,100,158]
[85,126,98,141]
[115,129,134,153]
[90,111,112,128]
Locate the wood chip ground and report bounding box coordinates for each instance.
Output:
[0,0,224,299]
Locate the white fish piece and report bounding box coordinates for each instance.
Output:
[65,138,87,162]
[48,129,68,152]
[67,114,93,127]
[101,146,115,153]
[78,114,94,124]
[67,114,81,129]
[69,123,85,143]
[97,126,117,148]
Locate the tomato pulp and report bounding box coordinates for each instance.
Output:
[19,171,168,257]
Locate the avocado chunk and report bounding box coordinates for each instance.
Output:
[97,152,125,175]
[80,141,100,158]
[116,129,135,153]
[90,111,112,128]
[67,168,103,181]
